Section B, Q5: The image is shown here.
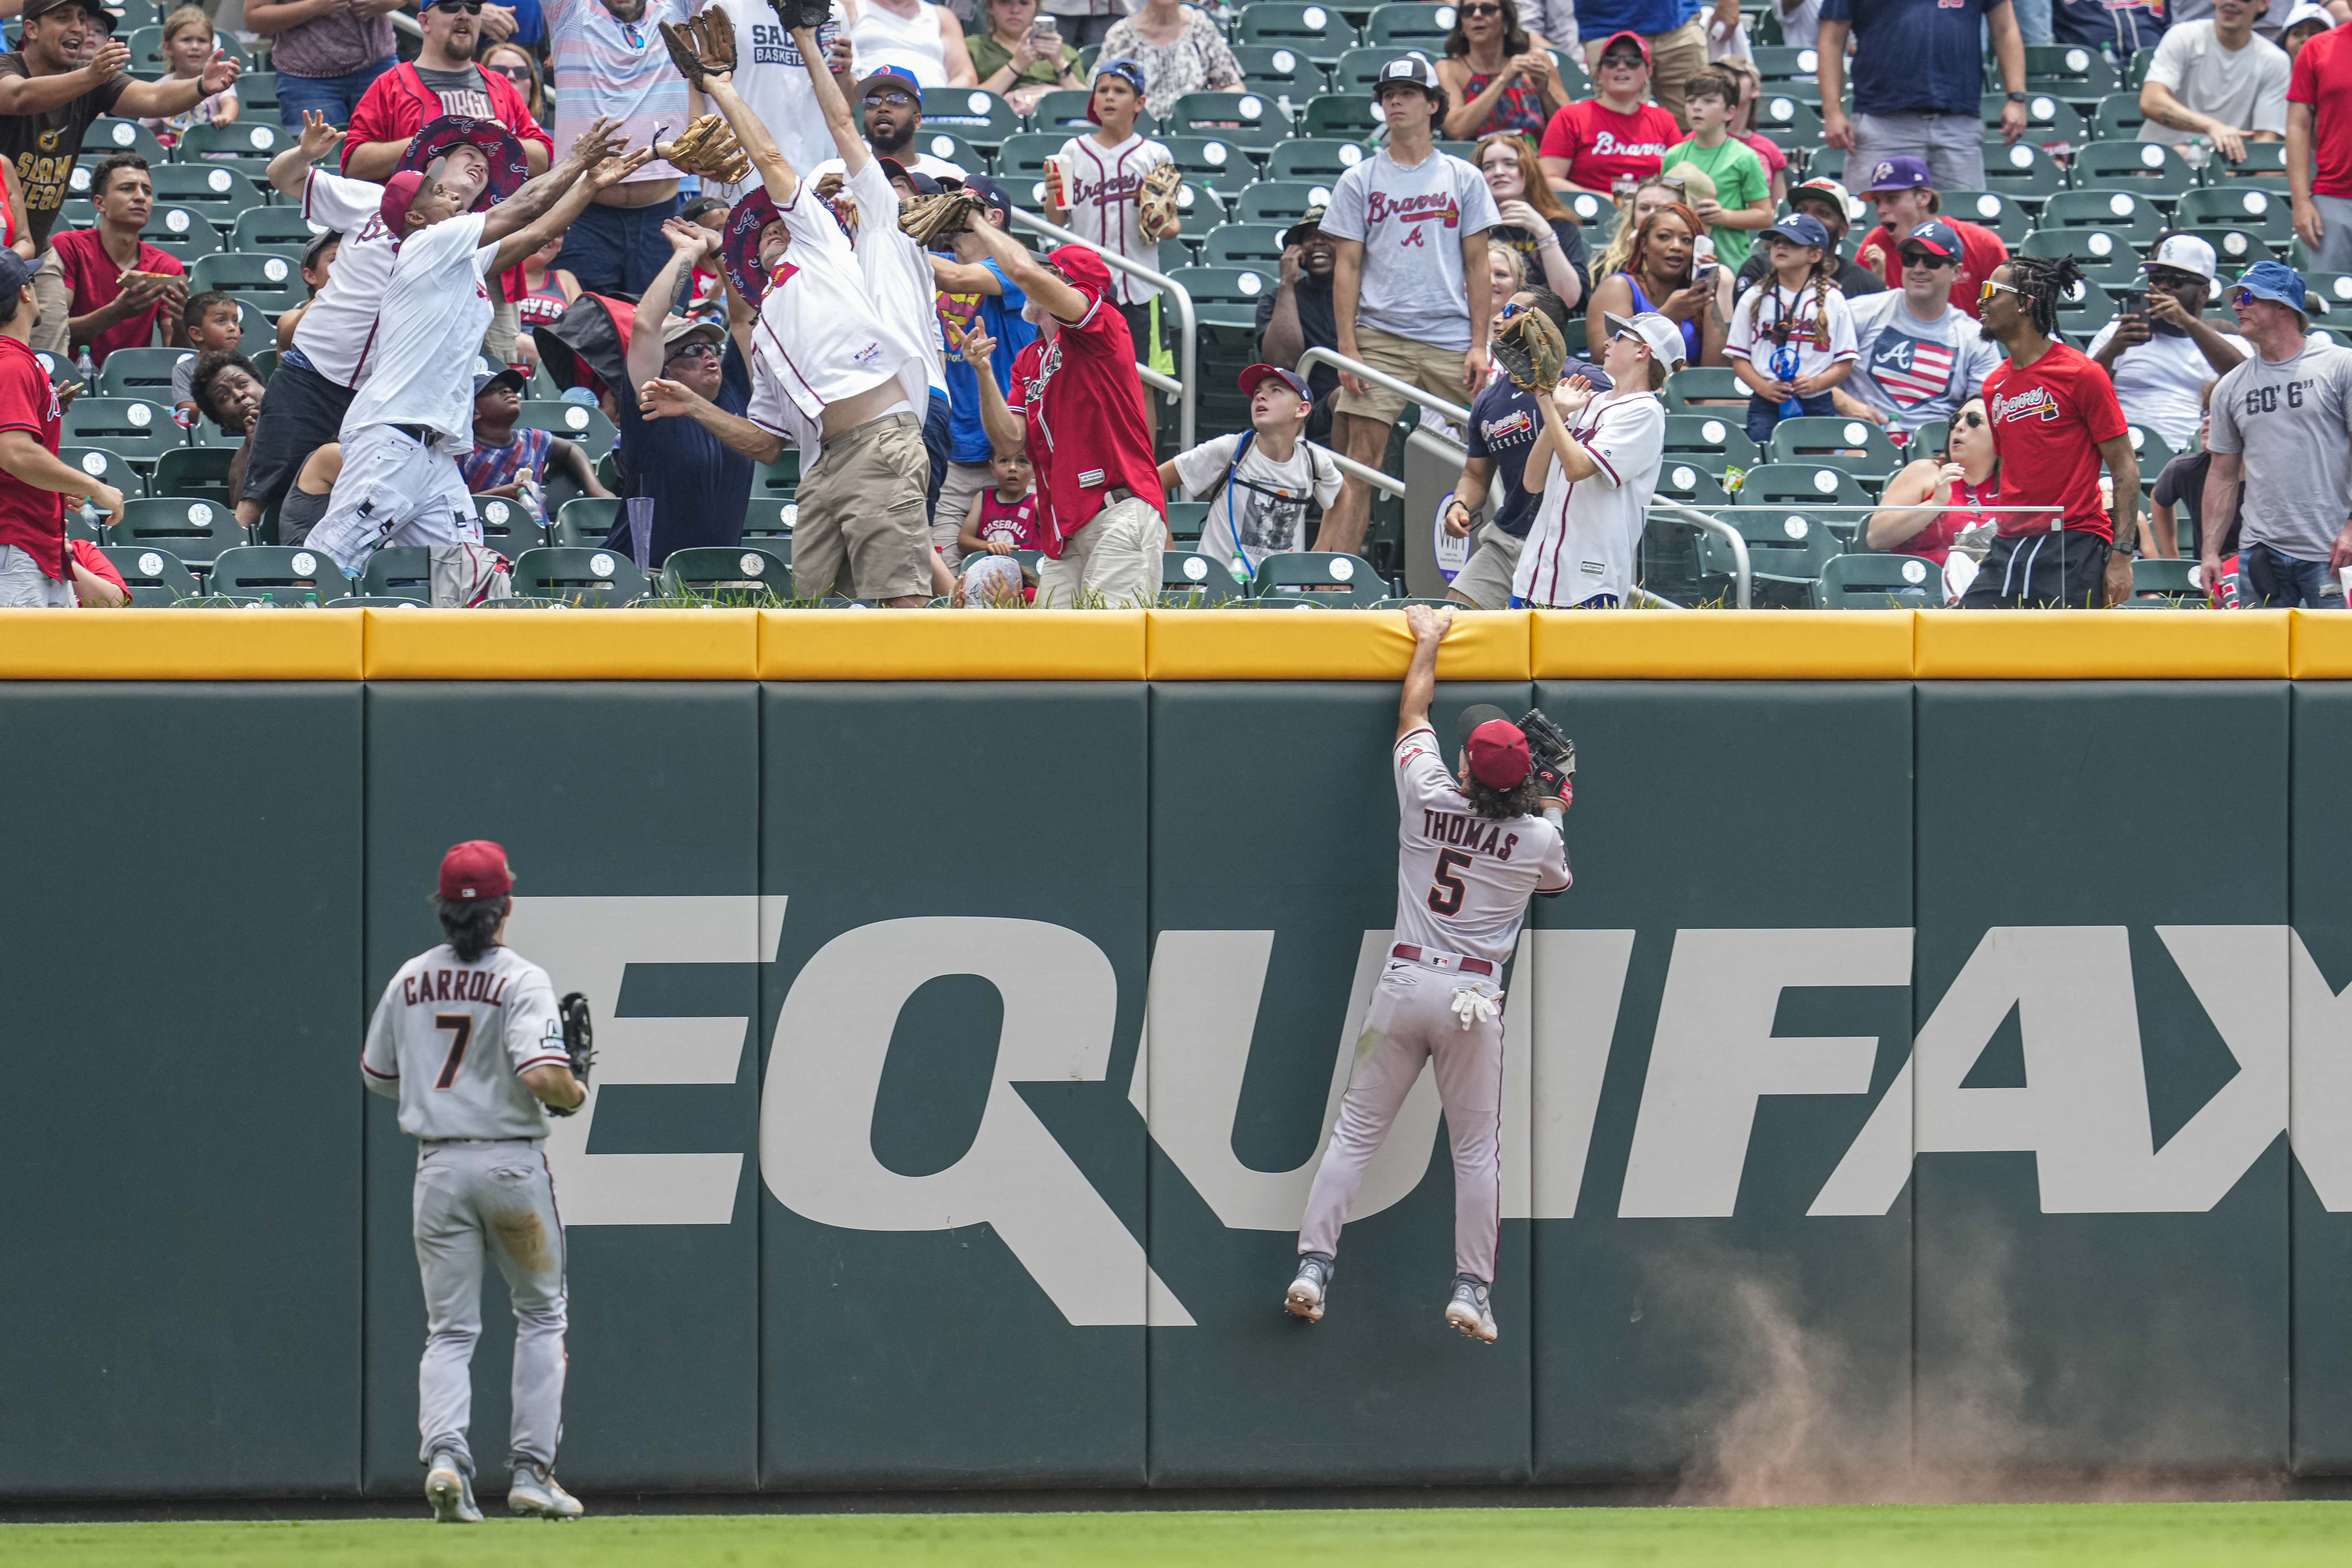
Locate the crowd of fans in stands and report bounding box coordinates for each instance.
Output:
[0,0,2350,611]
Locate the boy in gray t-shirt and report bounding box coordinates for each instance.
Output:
[2205,333,2352,603]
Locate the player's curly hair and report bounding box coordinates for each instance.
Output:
[2006,253,2082,340]
[435,893,510,964]
[1463,769,1544,823]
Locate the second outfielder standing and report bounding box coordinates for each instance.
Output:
[360,841,594,1524]
[1288,605,1572,1345]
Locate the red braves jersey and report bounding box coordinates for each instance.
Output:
[1538,99,1679,194]
[1005,287,1165,556]
[1390,726,1569,967]
[0,334,64,576]
[1983,342,2128,539]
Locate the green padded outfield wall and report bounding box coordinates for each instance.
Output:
[5,673,2352,1496]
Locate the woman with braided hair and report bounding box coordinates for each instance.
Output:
[1963,255,2141,609]
[1726,212,1857,444]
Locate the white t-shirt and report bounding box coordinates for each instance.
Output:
[1512,388,1666,607]
[2084,317,2251,448]
[1845,289,2003,431]
[743,179,922,425]
[1726,279,1859,383]
[1318,147,1502,353]
[360,942,568,1142]
[701,0,848,202]
[1053,131,1173,307]
[1171,430,1343,570]
[341,211,498,449]
[292,168,398,388]
[832,157,947,399]
[802,150,968,187]
[1389,725,1570,970]
[2139,21,2290,147]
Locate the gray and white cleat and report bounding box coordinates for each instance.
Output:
[1445,1274,1498,1344]
[425,1451,480,1524]
[508,1464,585,1520]
[1285,1253,1335,1323]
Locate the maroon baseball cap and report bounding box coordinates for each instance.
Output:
[380,170,427,236]
[1465,720,1532,789]
[439,840,514,901]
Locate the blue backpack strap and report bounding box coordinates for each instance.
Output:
[1222,428,1256,578]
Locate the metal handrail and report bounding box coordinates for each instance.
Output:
[1651,502,1752,610]
[1004,207,1197,451]
[1296,346,1472,426]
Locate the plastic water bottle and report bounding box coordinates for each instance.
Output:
[2181,136,2212,173]
[73,344,93,389]
[517,475,544,524]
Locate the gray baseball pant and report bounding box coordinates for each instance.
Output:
[413,1139,568,1477]
[1297,956,1505,1284]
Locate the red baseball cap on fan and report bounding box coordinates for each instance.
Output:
[439,840,514,901]
[380,170,427,236]
[1465,720,1531,789]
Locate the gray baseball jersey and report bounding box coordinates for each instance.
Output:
[361,943,568,1142]
[1389,724,1570,967]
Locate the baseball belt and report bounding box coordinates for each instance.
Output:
[1391,943,1495,977]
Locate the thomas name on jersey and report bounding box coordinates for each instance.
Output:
[401,967,515,1008]
[1419,808,1528,861]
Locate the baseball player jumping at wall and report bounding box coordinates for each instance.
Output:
[1288,605,1574,1344]
[307,133,656,584]
[360,842,596,1523]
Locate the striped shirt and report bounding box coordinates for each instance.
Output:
[542,0,703,184]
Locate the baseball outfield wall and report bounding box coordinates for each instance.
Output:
[2,607,2349,1498]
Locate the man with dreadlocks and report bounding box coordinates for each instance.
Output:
[1966,252,2140,609]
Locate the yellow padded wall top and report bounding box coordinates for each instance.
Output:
[1914,609,2290,679]
[1145,607,1531,680]
[0,606,364,678]
[759,609,1146,679]
[363,608,759,679]
[1533,610,1914,680]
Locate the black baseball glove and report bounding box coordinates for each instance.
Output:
[1518,707,1575,808]
[769,0,834,33]
[544,992,595,1116]
[1491,307,1566,394]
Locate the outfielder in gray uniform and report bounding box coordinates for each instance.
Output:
[360,839,590,1523]
[1288,604,1572,1344]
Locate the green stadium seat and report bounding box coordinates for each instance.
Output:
[659,545,793,599]
[1164,499,1210,544]
[1250,550,1388,603]
[2018,227,2141,287]
[1233,179,1334,227]
[995,130,1066,203]
[1302,93,1381,141]
[2122,422,2177,474]
[518,399,617,458]
[324,595,425,608]
[1198,222,1288,268]
[2173,227,2274,267]
[1161,550,1245,602]
[189,250,306,311]
[1739,461,1872,509]
[2024,42,2117,92]
[1162,135,1257,195]
[1362,2,1455,48]
[1978,137,2064,197]
[147,164,266,226]
[2176,184,2294,242]
[151,446,240,510]
[1233,43,1327,102]
[358,545,432,602]
[2070,138,2198,197]
[77,117,166,168]
[1697,505,1841,600]
[1663,411,1759,470]
[1163,264,1275,330]
[1911,418,1951,458]
[920,86,1022,151]
[470,494,539,550]
[1767,415,1901,476]
[176,119,293,175]
[1329,46,1402,96]
[550,495,623,548]
[1750,45,1819,81]
[2091,92,2146,140]
[742,498,794,540]
[752,451,800,501]
[100,542,198,605]
[206,543,345,604]
[1752,92,1823,145]
[2206,140,2293,192]
[96,347,190,402]
[1941,191,2030,243]
[2131,556,2200,599]
[61,398,178,466]
[139,204,224,262]
[1812,551,1939,609]
[2306,271,2352,310]
[2055,278,2119,335]
[238,71,280,114]
[232,204,331,257]
[2038,188,2163,239]
[1235,2,1360,66]
[1165,91,1296,150]
[1654,461,1729,508]
[60,445,144,500]
[124,24,245,74]
[910,129,986,173]
[1662,366,1746,411]
[509,545,648,605]
[111,496,246,572]
[1267,137,1365,183]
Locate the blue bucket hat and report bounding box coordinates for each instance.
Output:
[2233,259,2308,317]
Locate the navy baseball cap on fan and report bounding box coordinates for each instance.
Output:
[1089,57,1147,120]
[1374,51,1443,97]
[2234,260,2309,316]
[1240,363,1311,404]
[1861,156,1933,195]
[1900,219,1962,262]
[472,366,525,397]
[401,116,531,211]
[439,840,513,901]
[962,172,1014,218]
[0,250,35,309]
[1766,212,1831,249]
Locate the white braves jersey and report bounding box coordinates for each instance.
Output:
[292,169,399,387]
[1055,131,1171,306]
[360,943,569,1141]
[1390,726,1569,968]
[841,157,946,400]
[744,180,919,425]
[341,211,499,450]
[1513,388,1665,608]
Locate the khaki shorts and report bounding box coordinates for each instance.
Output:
[31,245,68,357]
[1585,15,1708,127]
[1449,523,1524,610]
[1035,494,1162,608]
[1332,325,1475,426]
[792,411,933,603]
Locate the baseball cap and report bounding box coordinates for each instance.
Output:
[0,250,36,308]
[2280,0,2335,33]
[2234,258,2309,315]
[1861,155,1934,196]
[1596,28,1650,64]
[21,0,116,32]
[2143,232,2219,282]
[379,170,427,235]
[1900,219,1963,261]
[661,315,724,353]
[1089,56,1148,120]
[680,194,730,223]
[1282,204,1328,250]
[439,840,513,902]
[471,366,525,397]
[1239,363,1311,404]
[1766,212,1832,250]
[1046,242,1112,298]
[1374,51,1443,96]
[1789,176,1862,224]
[854,64,923,101]
[962,171,1014,217]
[877,156,941,196]
[301,228,339,270]
[1604,309,1688,369]
[1458,704,1533,789]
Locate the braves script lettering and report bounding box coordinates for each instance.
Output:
[1991,386,2061,423]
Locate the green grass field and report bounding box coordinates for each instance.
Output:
[11,1502,2352,1567]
